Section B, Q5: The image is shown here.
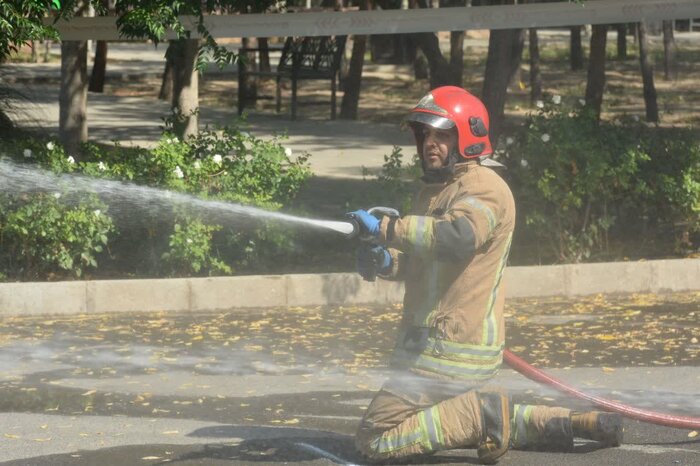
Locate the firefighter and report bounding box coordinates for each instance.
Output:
[348,86,622,464]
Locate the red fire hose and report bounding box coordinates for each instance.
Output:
[503,349,700,430]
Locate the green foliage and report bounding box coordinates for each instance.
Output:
[0,0,63,62]
[502,98,700,262]
[0,193,115,279]
[161,218,231,276]
[114,0,279,72]
[0,121,311,280]
[376,145,421,214]
[636,129,700,253]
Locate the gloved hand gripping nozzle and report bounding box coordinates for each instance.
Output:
[345,207,400,282]
[344,206,400,241]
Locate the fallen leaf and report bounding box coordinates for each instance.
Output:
[689,431,698,438]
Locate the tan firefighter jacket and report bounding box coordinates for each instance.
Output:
[377,160,515,381]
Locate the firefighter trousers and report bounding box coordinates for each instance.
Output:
[355,384,573,462]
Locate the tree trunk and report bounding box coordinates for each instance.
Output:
[662,20,676,80]
[449,31,464,85]
[616,24,627,59]
[171,38,200,140]
[31,41,38,62]
[529,28,542,103]
[412,32,458,88]
[414,47,429,80]
[159,42,174,101]
[638,21,659,123]
[340,0,370,119]
[339,35,367,119]
[508,29,525,87]
[239,37,258,105]
[59,40,88,156]
[482,28,521,145]
[570,26,583,71]
[258,37,271,73]
[43,40,51,62]
[585,24,608,121]
[88,40,108,93]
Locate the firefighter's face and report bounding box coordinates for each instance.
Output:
[421,126,457,170]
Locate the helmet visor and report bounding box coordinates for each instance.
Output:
[405,111,455,130]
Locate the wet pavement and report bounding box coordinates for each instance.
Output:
[1,292,699,465]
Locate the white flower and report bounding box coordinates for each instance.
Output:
[521,159,529,168]
[93,209,101,217]
[193,160,201,170]
[578,98,586,106]
[23,149,32,158]
[186,238,193,244]
[46,142,55,151]
[97,161,107,171]
[212,154,223,165]
[284,147,293,157]
[535,100,544,109]
[173,166,184,179]
[53,192,61,199]
[541,133,551,143]
[66,156,75,164]
[171,136,178,143]
[506,137,514,146]
[551,95,562,105]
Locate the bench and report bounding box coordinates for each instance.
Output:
[237,35,347,120]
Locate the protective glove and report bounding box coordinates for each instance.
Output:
[346,209,381,238]
[356,244,392,282]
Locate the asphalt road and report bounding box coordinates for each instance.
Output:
[1,293,698,465]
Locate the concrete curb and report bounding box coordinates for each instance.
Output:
[0,258,698,316]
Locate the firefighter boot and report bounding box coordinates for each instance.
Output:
[570,411,623,447]
[476,390,510,464]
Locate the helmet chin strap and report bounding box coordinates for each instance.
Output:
[421,149,460,183]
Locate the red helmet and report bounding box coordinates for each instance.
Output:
[406,86,492,159]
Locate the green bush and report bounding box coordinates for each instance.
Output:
[0,193,115,279]
[375,145,421,215]
[636,128,700,254]
[502,98,700,262]
[0,122,311,280]
[161,218,231,276]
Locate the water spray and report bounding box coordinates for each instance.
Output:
[0,159,359,235]
[3,160,698,430]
